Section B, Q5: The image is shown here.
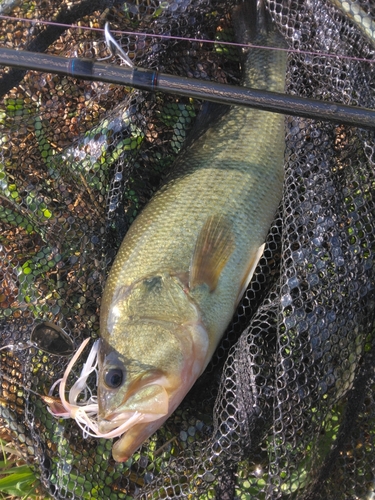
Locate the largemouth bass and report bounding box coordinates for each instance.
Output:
[98,1,287,462]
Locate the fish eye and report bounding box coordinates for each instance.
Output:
[104,368,124,389]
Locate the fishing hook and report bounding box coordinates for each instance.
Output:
[103,22,134,68]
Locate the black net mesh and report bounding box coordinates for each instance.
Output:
[0,0,375,498]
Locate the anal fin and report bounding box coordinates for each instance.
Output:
[190,214,235,292]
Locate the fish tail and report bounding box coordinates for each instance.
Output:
[233,0,287,91]
[232,0,270,45]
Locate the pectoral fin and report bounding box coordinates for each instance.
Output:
[236,243,265,306]
[190,214,235,292]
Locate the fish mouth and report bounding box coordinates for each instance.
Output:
[98,411,142,434]
[98,383,169,434]
[112,417,169,462]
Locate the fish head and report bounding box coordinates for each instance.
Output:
[97,336,171,424]
[98,274,210,461]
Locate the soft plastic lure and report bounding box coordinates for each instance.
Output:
[46,338,144,440]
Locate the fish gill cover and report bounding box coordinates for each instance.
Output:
[0,0,374,499]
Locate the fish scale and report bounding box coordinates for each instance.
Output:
[98,2,287,462]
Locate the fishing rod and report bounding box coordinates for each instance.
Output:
[0,45,375,129]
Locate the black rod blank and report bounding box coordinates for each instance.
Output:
[0,46,374,129]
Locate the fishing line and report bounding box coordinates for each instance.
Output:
[0,13,374,65]
[0,370,46,398]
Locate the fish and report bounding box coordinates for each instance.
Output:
[97,0,287,462]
